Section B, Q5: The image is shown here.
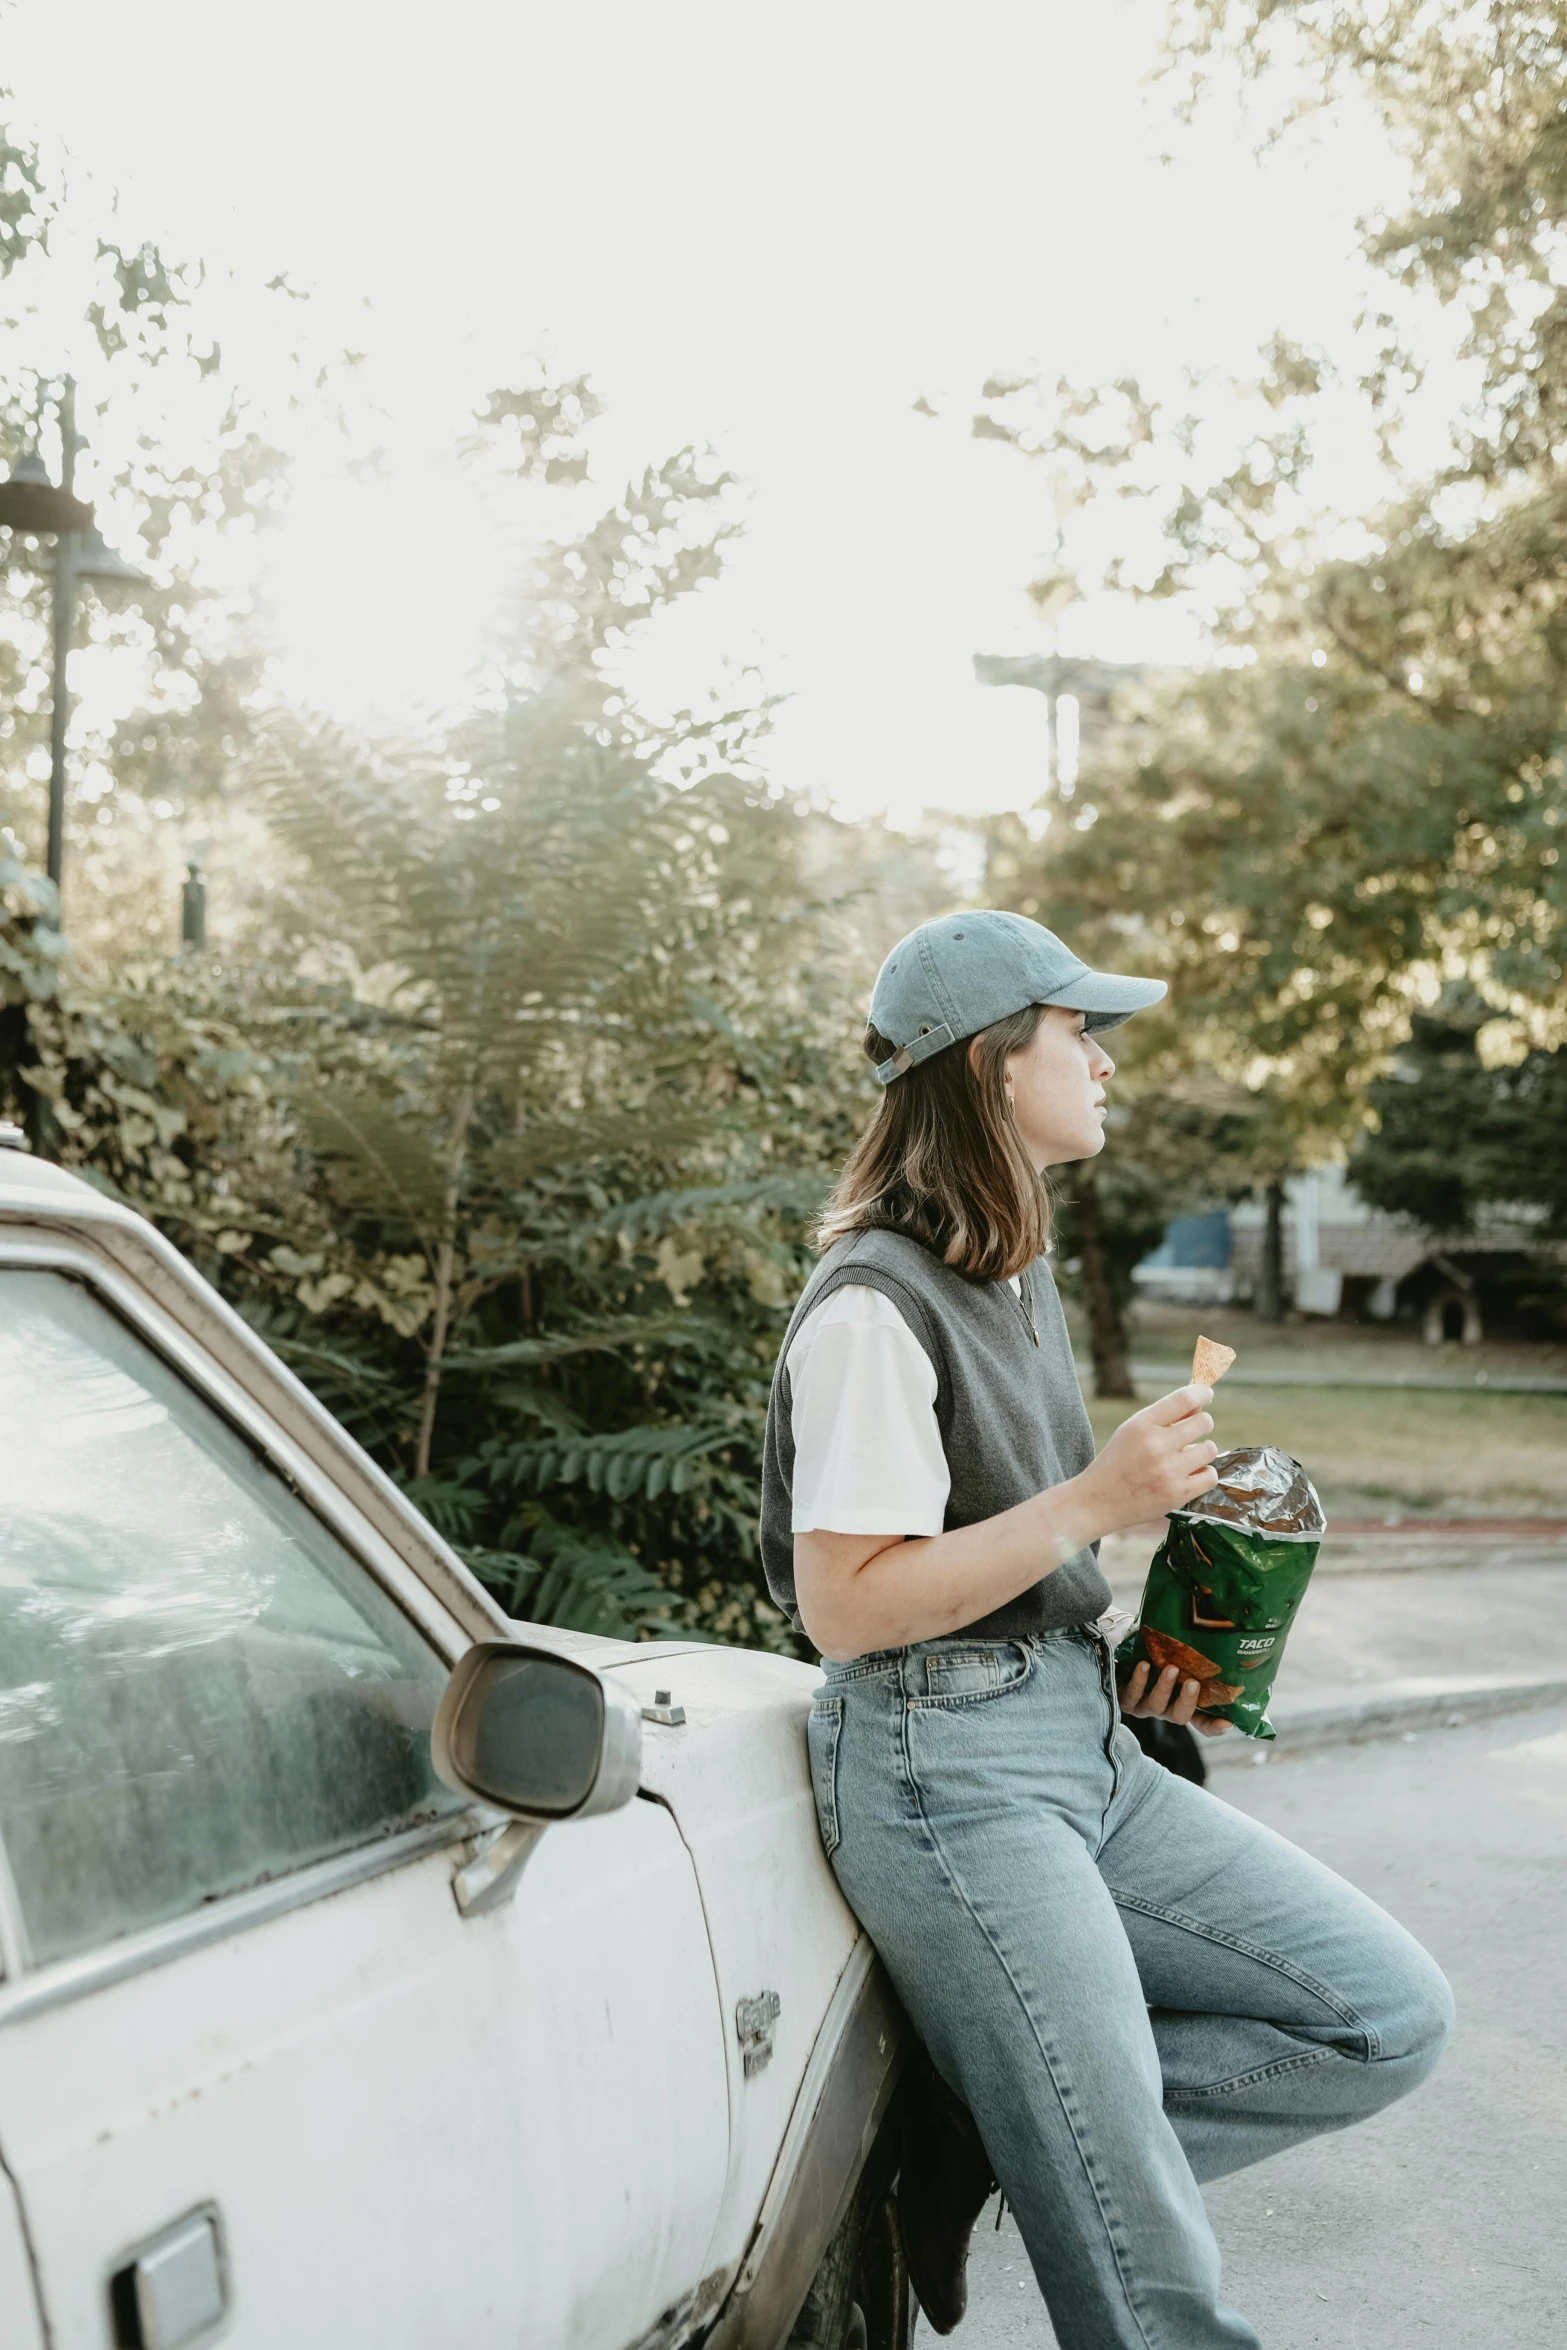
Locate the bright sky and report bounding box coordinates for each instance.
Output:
[5,0,1412,822]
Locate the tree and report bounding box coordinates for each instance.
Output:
[968,4,1567,1371]
[981,801,1292,1384]
[1350,994,1567,1237]
[221,419,871,1645]
[0,90,361,966]
[0,88,939,1644]
[2,381,907,1648]
[0,824,296,1262]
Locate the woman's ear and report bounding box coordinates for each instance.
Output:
[971,1028,1017,1103]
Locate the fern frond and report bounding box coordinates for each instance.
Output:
[463,1527,676,1641]
[485,1107,732,1181]
[290,1086,446,1239]
[257,1329,403,1395]
[487,1422,726,1502]
[400,1476,491,1541]
[443,1310,690,1372]
[594,1173,829,1243]
[482,1384,589,1436]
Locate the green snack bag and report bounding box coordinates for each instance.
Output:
[1115,1446,1325,1740]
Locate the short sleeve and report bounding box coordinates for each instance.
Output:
[786,1285,949,1536]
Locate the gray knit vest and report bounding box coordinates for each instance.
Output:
[760,1227,1112,1642]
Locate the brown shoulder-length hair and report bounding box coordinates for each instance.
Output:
[814,1005,1049,1281]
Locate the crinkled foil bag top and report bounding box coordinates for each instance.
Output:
[1115,1446,1325,1741]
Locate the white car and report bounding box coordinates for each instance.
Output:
[0,1137,912,2350]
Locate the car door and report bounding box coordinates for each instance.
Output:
[0,1258,729,2350]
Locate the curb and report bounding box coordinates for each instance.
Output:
[1205,1672,1567,1765]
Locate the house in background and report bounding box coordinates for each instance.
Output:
[1133,1165,1563,1342]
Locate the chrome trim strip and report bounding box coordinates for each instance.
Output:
[0,1812,478,2030]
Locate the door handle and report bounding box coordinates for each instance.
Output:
[110,2204,227,2350]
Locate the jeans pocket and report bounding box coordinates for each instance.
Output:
[917,1641,1032,1707]
[807,1695,844,1856]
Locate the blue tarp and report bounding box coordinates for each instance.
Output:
[1139,1210,1231,1270]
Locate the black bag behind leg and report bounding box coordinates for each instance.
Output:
[1124,1714,1207,1786]
[896,2046,996,2335]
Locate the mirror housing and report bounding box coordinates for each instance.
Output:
[432,1641,642,1824]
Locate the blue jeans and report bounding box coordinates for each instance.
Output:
[808,1626,1452,2350]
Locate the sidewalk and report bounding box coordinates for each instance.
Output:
[1098,1519,1567,1763]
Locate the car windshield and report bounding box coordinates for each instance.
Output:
[0,1267,464,1968]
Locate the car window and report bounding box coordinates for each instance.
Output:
[0,1268,464,1969]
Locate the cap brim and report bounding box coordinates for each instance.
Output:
[1042,970,1167,1033]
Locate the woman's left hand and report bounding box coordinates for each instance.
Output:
[1119,1659,1234,1738]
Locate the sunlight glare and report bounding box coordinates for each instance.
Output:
[262,462,515,727]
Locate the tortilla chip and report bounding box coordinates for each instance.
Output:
[1191,1334,1237,1388]
[1141,1626,1222,1684]
[1198,1679,1244,1708]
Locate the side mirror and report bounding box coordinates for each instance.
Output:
[432,1643,644,1917]
[433,1641,643,1822]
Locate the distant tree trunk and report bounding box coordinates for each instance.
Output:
[1072,1170,1135,1398]
[1256,1179,1286,1323]
[415,1082,475,1477]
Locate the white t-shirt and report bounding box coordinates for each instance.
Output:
[787,1279,1021,1536]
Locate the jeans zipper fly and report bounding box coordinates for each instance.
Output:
[1090,1630,1124,1795]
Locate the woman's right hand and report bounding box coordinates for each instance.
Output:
[1066,1385,1219,1543]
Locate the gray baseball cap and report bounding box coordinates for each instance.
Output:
[868,910,1166,1083]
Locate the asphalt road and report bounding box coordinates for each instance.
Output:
[943,1704,1567,2348]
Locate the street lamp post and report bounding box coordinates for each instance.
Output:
[972,652,1154,798]
[45,378,80,894]
[973,651,1077,794]
[0,376,148,911]
[181,860,207,950]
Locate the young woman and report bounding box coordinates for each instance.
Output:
[760,911,1452,2350]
